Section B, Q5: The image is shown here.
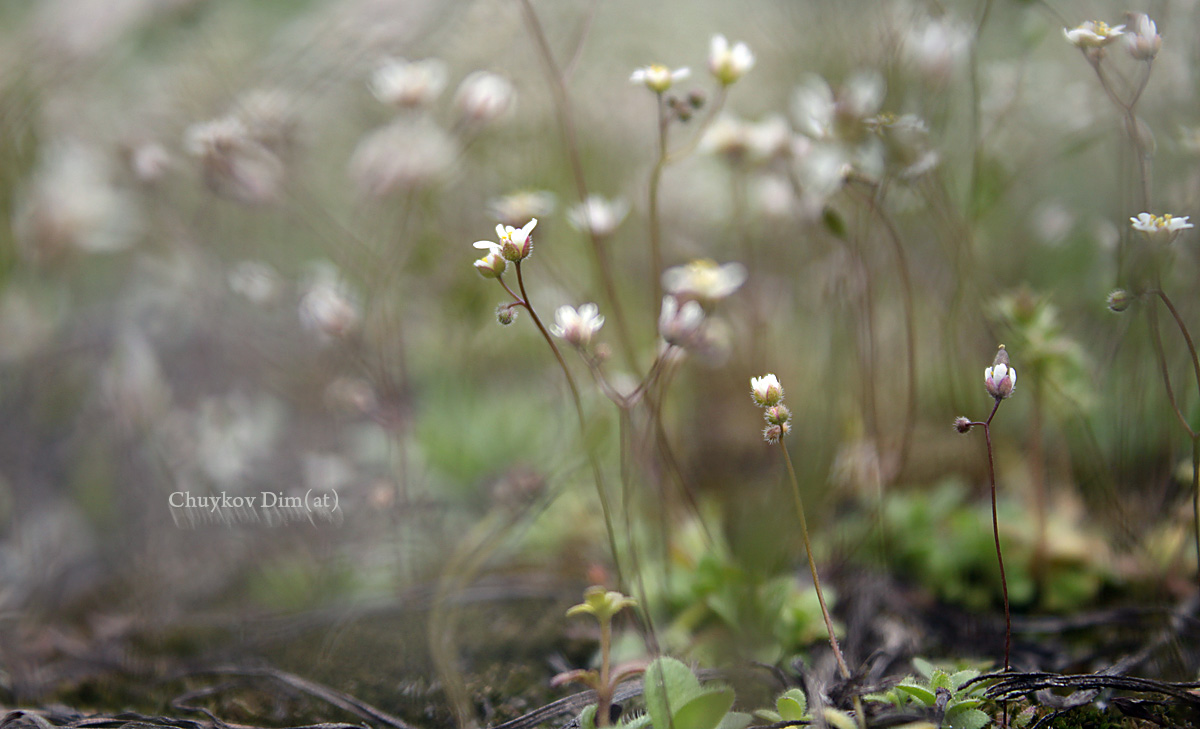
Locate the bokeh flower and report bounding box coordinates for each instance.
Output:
[708,34,754,86]
[455,71,516,125]
[1124,14,1161,61]
[662,259,747,303]
[658,295,705,348]
[549,303,605,348]
[370,57,448,108]
[630,64,690,93]
[1063,20,1125,49]
[567,196,628,238]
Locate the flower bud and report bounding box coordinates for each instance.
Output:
[764,404,792,426]
[1107,289,1133,313]
[984,345,1017,400]
[496,304,518,326]
[762,421,790,444]
[954,416,972,434]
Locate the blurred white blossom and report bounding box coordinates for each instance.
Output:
[567,196,629,238]
[488,190,556,227]
[630,64,690,93]
[370,57,448,108]
[1130,212,1193,244]
[708,35,754,86]
[455,71,516,125]
[549,303,605,348]
[662,259,747,303]
[299,264,360,341]
[228,261,283,305]
[100,329,171,434]
[14,142,141,263]
[1124,13,1161,61]
[1063,20,1125,49]
[904,16,971,84]
[185,116,286,204]
[657,295,705,348]
[349,118,458,197]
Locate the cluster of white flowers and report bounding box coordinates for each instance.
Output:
[1063,16,1160,60]
[750,374,791,443]
[631,34,754,94]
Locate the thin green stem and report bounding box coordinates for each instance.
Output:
[512,263,625,588]
[779,441,849,680]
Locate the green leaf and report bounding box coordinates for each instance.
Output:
[912,658,936,679]
[822,206,847,239]
[644,657,703,729]
[949,670,980,695]
[896,681,937,707]
[776,688,808,721]
[673,689,735,729]
[714,711,752,729]
[930,670,951,692]
[580,705,597,729]
[945,706,990,729]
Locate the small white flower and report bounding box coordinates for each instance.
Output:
[662,259,747,303]
[370,57,448,108]
[750,374,784,407]
[1063,20,1125,49]
[567,196,629,238]
[1130,212,1193,244]
[228,260,282,305]
[658,295,705,348]
[473,250,507,278]
[630,64,690,93]
[1124,14,1161,61]
[455,71,515,125]
[984,362,1016,400]
[185,116,285,204]
[474,218,538,262]
[488,190,556,227]
[348,119,457,198]
[904,17,971,83]
[708,34,754,86]
[549,303,605,348]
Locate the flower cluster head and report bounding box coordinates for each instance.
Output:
[751,375,792,444]
[708,34,754,86]
[662,259,747,305]
[1124,13,1161,61]
[1130,212,1192,244]
[1063,20,1125,49]
[474,218,537,263]
[630,64,690,94]
[984,345,1017,400]
[549,303,605,349]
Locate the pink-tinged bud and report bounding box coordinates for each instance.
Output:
[984,345,1016,400]
[750,374,784,407]
[1107,289,1133,313]
[954,416,972,434]
[762,421,790,444]
[764,404,792,426]
[496,304,518,326]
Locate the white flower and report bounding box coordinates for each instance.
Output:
[1063,20,1125,49]
[750,374,784,407]
[348,119,457,198]
[1124,14,1161,61]
[370,57,448,108]
[567,196,629,238]
[473,250,507,278]
[984,362,1016,400]
[488,190,556,227]
[630,64,690,93]
[708,35,754,85]
[662,259,747,302]
[791,74,836,140]
[549,303,605,348]
[455,71,515,125]
[1130,212,1193,244]
[474,218,537,262]
[658,295,705,348]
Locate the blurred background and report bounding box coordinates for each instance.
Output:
[2,0,1200,723]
